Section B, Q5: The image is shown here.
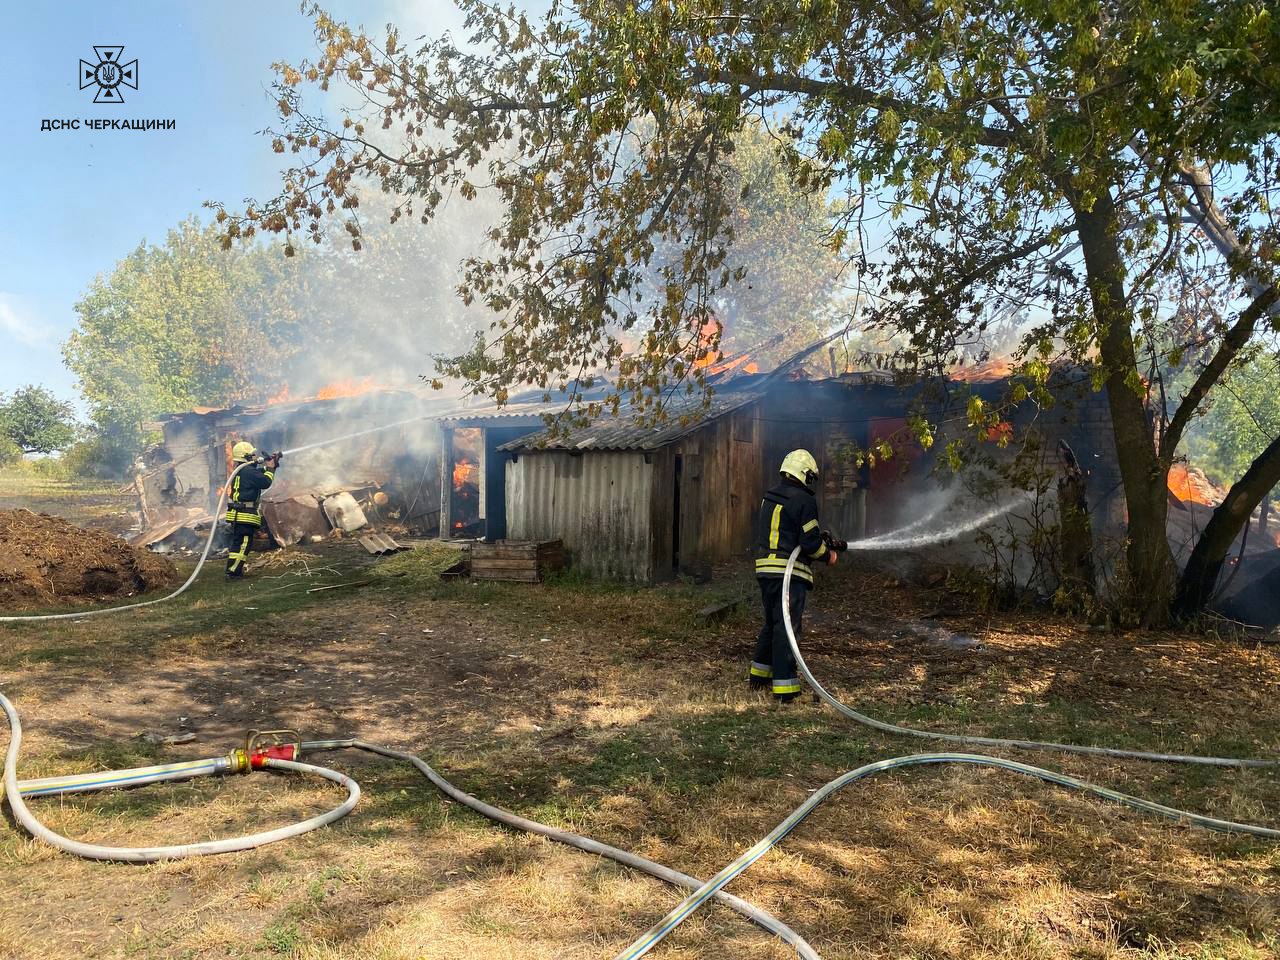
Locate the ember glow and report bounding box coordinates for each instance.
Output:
[266,384,293,405]
[949,356,1015,382]
[1168,463,1224,507]
[449,428,483,536]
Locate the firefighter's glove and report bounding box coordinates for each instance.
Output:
[821,530,848,554]
[826,550,839,567]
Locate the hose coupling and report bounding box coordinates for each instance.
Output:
[244,729,302,769]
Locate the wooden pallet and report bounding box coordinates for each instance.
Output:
[469,539,564,582]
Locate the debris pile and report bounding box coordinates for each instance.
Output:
[0,510,179,611]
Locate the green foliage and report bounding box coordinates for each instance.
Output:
[367,544,466,586]
[0,385,78,454]
[0,435,20,468]
[1180,352,1280,488]
[227,0,1280,617]
[60,435,116,479]
[707,121,851,362]
[63,218,318,471]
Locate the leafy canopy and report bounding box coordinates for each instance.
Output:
[0,385,78,455]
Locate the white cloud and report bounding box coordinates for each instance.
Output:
[0,294,53,348]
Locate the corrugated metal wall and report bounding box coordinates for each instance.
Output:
[506,451,656,582]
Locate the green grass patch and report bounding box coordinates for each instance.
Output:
[367,543,467,586]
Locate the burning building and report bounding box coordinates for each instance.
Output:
[133,349,1135,594]
[133,387,449,549]
[486,367,1126,583]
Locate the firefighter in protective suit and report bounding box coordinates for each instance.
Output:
[751,450,844,702]
[224,441,279,579]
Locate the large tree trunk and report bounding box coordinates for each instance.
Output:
[1075,196,1175,624]
[1174,435,1280,617]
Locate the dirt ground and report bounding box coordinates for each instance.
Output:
[1,548,1278,960]
[0,510,178,610]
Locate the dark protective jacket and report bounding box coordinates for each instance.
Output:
[754,476,827,585]
[224,461,275,527]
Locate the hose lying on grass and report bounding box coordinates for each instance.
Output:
[611,547,1280,959]
[4,418,1278,958]
[0,416,436,624]
[0,692,819,960]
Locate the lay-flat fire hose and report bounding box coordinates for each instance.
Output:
[0,415,435,624]
[5,417,1279,958]
[0,413,817,955]
[612,547,1280,960]
[0,692,819,958]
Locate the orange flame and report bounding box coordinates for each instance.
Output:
[266,384,293,405]
[693,315,724,369]
[316,377,382,400]
[986,421,1013,443]
[452,458,477,488]
[1168,463,1223,507]
[950,357,1015,382]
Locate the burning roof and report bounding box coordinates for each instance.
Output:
[1168,463,1225,507]
[499,388,761,452]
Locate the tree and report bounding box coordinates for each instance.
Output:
[224,2,1280,622]
[64,200,495,472]
[0,385,78,455]
[1181,352,1280,489]
[682,120,852,364]
[64,219,316,472]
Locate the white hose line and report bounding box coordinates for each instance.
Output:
[614,548,1280,958]
[786,547,1279,768]
[0,460,256,624]
[16,756,236,797]
[1,693,360,863]
[615,748,1280,960]
[302,739,821,960]
[0,414,439,624]
[0,695,815,956]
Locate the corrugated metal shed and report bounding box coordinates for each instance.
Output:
[498,389,761,452]
[506,451,656,582]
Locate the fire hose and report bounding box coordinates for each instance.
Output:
[0,692,819,957]
[0,415,435,624]
[611,547,1280,959]
[2,418,1278,956]
[0,413,825,952]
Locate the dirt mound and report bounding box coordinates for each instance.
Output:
[0,509,179,611]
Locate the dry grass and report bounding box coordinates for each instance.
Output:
[1,552,1278,959]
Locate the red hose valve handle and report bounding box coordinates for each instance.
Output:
[249,743,299,768]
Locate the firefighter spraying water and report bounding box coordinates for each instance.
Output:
[223,441,282,580]
[750,449,847,702]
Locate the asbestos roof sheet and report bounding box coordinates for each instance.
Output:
[498,389,761,452]
[433,400,573,423]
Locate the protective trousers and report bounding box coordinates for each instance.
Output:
[225,522,256,578]
[750,576,807,700]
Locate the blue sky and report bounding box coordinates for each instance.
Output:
[0,1,470,407]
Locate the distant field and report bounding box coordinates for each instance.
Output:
[0,467,137,536]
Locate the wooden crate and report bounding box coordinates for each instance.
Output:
[469,539,564,582]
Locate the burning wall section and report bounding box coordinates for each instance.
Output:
[133,389,444,550]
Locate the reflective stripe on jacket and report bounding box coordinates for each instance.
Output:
[753,477,826,585]
[223,462,274,526]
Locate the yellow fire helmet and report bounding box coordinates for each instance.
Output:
[231,441,256,462]
[779,449,819,486]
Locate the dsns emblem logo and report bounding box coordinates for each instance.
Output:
[79,46,138,103]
